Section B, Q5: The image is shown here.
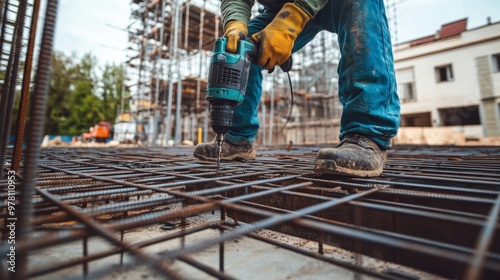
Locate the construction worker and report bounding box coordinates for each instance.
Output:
[194,0,400,177]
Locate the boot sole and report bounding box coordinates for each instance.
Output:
[314,159,383,177]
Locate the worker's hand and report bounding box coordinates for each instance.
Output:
[223,21,248,53]
[250,3,310,70]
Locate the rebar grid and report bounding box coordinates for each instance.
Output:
[1,145,499,279]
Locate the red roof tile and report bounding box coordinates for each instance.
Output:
[439,18,467,38]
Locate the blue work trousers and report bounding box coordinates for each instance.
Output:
[225,0,400,149]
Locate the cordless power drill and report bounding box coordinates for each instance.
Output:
[206,37,292,170]
[206,38,255,170]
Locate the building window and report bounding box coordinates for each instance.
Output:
[396,67,416,102]
[398,82,415,103]
[438,106,480,126]
[435,64,454,82]
[498,103,500,127]
[493,53,500,72]
[401,112,432,127]
[406,117,415,127]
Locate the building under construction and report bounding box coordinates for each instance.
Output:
[0,1,500,280]
[123,0,342,147]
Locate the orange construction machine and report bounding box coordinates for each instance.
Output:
[82,121,112,143]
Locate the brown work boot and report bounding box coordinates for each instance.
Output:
[314,134,386,177]
[193,139,256,161]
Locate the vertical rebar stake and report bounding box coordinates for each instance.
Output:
[181,200,187,248]
[0,0,28,179]
[12,0,42,172]
[393,194,401,263]
[219,207,226,272]
[120,230,125,266]
[16,1,58,279]
[83,235,89,278]
[318,189,324,255]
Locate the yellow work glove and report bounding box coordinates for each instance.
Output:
[223,21,248,53]
[250,3,310,70]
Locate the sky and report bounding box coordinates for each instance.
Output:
[393,0,500,44]
[53,0,500,66]
[54,0,130,65]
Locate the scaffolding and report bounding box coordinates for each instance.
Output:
[125,0,342,147]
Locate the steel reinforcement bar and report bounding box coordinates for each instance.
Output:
[0,145,499,279]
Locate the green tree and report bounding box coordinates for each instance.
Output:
[46,51,128,136]
[61,53,101,134]
[99,63,128,123]
[63,79,105,135]
[46,51,74,135]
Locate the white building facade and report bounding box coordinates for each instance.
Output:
[393,18,500,140]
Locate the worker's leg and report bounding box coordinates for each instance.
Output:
[325,0,400,148]
[226,9,322,145]
[314,0,400,177]
[229,0,399,148]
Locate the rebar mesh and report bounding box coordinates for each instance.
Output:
[1,145,499,279]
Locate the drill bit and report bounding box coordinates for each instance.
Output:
[215,133,224,172]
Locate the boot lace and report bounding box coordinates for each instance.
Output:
[338,134,378,152]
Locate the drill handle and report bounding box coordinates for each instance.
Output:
[279,56,293,72]
[246,37,293,73]
[266,56,292,74]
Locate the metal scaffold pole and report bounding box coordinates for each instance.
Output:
[152,0,166,147]
[195,0,204,144]
[167,0,180,146]
[269,74,276,145]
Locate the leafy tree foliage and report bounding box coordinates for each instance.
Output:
[45,51,74,135]
[45,51,128,135]
[100,63,127,123]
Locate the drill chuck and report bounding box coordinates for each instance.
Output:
[210,100,236,134]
